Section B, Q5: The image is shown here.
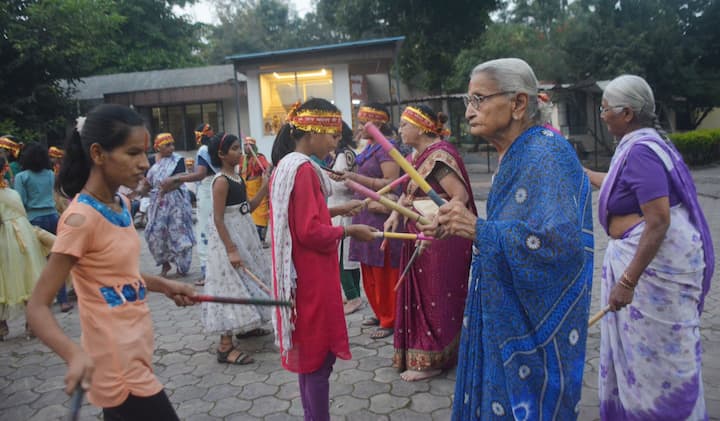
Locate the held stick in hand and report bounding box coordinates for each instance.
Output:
[364,123,446,206]
[372,232,434,241]
[394,245,423,291]
[361,173,411,206]
[243,267,272,296]
[345,180,431,225]
[192,295,291,307]
[67,386,84,421]
[588,305,611,327]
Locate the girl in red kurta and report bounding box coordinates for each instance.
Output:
[269,98,376,421]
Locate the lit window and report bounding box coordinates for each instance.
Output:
[259,69,334,136]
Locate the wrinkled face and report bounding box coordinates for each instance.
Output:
[220,140,242,166]
[398,119,422,146]
[157,141,175,157]
[99,126,150,189]
[465,73,515,139]
[600,98,632,138]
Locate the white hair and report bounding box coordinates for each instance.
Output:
[471,58,551,125]
[602,75,656,123]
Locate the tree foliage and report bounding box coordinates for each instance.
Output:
[0,0,203,141]
[316,0,498,93]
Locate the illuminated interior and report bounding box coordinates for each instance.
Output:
[259,69,334,136]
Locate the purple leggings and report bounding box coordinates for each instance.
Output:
[298,352,336,421]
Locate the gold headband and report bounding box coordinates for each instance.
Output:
[48,146,64,159]
[0,137,20,158]
[401,106,450,138]
[357,106,389,124]
[194,124,214,144]
[290,110,343,135]
[154,133,174,150]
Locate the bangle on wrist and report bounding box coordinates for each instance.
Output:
[622,271,637,287]
[618,278,635,291]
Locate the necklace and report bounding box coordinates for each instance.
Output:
[83,188,117,207]
[221,171,243,184]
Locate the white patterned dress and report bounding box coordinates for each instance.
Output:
[201,173,271,334]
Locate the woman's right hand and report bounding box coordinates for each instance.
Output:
[65,347,94,395]
[346,224,378,242]
[383,211,399,233]
[328,171,349,182]
[228,249,244,269]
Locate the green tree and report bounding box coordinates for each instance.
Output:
[93,0,204,74]
[203,0,339,63]
[0,0,123,141]
[316,0,498,93]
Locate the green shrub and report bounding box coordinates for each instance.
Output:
[669,129,720,166]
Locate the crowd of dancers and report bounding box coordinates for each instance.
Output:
[0,57,714,420]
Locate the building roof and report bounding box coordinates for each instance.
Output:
[68,64,243,100]
[225,36,405,62]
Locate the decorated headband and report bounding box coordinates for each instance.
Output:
[48,146,64,159]
[287,102,342,135]
[154,133,174,150]
[0,136,20,158]
[357,106,389,124]
[401,106,450,138]
[194,124,214,144]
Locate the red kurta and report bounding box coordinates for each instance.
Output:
[273,162,351,373]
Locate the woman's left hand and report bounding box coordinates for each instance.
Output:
[608,284,634,311]
[163,280,196,306]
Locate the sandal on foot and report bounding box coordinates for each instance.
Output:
[217,348,254,365]
[194,279,205,286]
[235,328,272,339]
[370,327,394,339]
[362,317,380,326]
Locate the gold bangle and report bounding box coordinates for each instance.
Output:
[618,278,635,291]
[623,271,637,287]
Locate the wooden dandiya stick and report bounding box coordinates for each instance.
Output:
[67,386,84,421]
[394,244,424,291]
[588,305,611,327]
[372,232,434,241]
[248,147,267,171]
[362,173,410,206]
[192,295,292,307]
[243,267,273,296]
[345,180,431,225]
[364,123,446,207]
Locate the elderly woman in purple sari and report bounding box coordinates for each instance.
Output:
[144,133,196,277]
[384,104,476,382]
[586,75,714,420]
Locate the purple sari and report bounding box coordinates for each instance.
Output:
[598,128,714,420]
[392,141,477,372]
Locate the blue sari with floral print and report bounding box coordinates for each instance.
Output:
[452,126,594,420]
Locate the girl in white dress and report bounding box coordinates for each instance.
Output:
[201,133,272,365]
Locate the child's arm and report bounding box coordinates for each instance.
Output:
[212,176,244,267]
[26,252,94,395]
[142,273,196,306]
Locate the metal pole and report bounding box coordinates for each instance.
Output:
[233,63,244,152]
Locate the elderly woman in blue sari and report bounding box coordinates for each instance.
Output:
[144,133,196,277]
[421,58,594,420]
[586,75,714,420]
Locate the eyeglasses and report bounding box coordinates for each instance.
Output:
[599,105,625,114]
[463,91,515,110]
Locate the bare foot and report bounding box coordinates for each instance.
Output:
[160,262,171,277]
[344,298,362,315]
[400,369,442,382]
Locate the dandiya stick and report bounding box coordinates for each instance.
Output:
[372,232,434,241]
[345,180,431,225]
[249,148,267,171]
[364,123,446,207]
[362,173,410,206]
[394,245,423,292]
[67,386,84,421]
[243,267,273,296]
[192,295,292,307]
[588,305,611,327]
